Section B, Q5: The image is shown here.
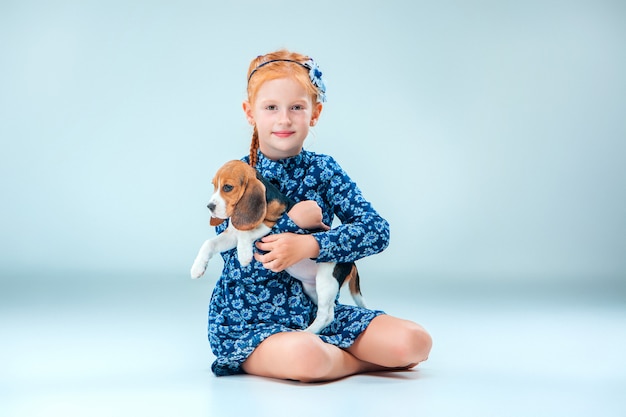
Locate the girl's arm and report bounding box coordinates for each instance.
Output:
[286,200,330,231]
[253,200,328,272]
[256,155,389,267]
[312,158,390,264]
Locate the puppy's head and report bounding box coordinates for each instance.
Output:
[208,160,267,230]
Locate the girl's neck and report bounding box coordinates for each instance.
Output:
[259,147,303,161]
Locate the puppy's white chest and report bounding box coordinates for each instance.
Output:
[286,259,318,287]
[231,222,272,267]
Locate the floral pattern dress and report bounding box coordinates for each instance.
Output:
[208,150,390,376]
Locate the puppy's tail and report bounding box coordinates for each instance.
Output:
[347,264,366,308]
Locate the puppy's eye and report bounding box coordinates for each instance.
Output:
[222,184,234,192]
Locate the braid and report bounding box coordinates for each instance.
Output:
[249,127,259,168]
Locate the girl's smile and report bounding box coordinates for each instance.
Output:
[273,130,296,138]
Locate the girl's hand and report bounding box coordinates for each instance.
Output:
[287,200,330,231]
[254,233,320,272]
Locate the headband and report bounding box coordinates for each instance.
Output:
[247,58,327,103]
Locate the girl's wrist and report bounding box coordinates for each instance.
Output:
[299,234,320,259]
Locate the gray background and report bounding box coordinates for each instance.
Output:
[2,2,625,416]
[2,1,625,287]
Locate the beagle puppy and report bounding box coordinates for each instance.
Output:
[190,160,365,334]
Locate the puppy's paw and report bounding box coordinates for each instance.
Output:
[237,247,254,267]
[303,323,324,334]
[303,318,329,334]
[304,310,333,334]
[190,261,207,279]
[238,255,254,267]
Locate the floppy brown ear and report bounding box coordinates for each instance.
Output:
[231,178,266,231]
[210,217,225,226]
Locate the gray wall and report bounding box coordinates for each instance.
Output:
[1,0,624,289]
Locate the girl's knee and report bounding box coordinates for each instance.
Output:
[389,321,433,366]
[272,332,335,382]
[289,335,336,382]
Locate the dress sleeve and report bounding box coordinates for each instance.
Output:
[312,157,390,263]
[273,214,303,234]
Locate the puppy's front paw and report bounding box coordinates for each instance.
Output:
[237,246,254,267]
[190,260,207,279]
[238,255,254,267]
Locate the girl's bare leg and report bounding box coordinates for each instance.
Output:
[241,331,380,382]
[241,315,432,382]
[346,315,432,369]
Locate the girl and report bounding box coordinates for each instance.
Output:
[208,49,432,382]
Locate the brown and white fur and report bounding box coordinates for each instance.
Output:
[190,160,365,334]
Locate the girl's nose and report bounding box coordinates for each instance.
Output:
[278,109,291,124]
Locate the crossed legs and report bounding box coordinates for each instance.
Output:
[241,315,432,383]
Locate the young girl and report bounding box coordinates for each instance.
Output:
[208,49,432,382]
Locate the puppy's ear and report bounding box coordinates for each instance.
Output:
[210,217,225,226]
[231,178,266,231]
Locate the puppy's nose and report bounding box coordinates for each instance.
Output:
[207,202,216,212]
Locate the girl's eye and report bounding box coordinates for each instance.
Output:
[291,105,303,111]
[223,184,234,192]
[266,105,277,111]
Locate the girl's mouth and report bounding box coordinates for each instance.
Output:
[273,131,295,138]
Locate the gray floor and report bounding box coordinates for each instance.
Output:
[2,272,625,417]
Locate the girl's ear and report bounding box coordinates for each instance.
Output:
[310,102,323,126]
[242,101,255,125]
[231,177,266,231]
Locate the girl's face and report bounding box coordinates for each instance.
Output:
[243,77,322,160]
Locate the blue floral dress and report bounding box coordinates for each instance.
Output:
[208,150,390,376]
